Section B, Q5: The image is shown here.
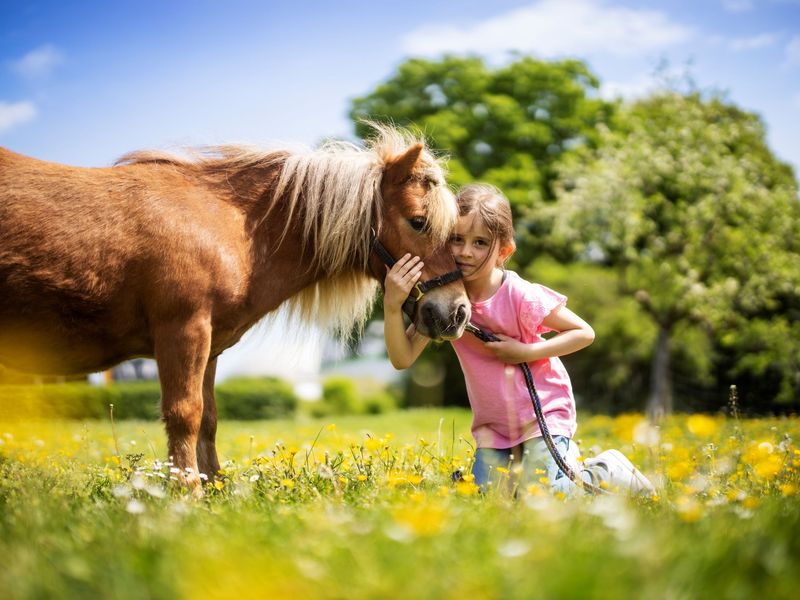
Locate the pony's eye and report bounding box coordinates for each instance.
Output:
[408,217,428,232]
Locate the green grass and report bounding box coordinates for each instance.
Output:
[1,409,799,599]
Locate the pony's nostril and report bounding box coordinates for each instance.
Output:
[456,303,468,325]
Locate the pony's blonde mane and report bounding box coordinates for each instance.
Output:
[116,124,457,338]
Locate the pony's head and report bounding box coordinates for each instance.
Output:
[369,126,470,340]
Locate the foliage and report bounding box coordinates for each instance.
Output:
[1,410,800,599]
[0,378,298,421]
[215,377,297,420]
[311,377,399,417]
[351,55,613,215]
[550,91,800,413]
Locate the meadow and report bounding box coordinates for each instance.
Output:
[1,408,798,599]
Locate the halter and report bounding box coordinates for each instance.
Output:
[370,228,463,317]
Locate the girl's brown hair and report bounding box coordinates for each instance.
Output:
[455,183,516,265]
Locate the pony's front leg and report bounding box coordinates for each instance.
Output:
[197,357,221,480]
[154,315,211,493]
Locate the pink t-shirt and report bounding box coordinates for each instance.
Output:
[451,271,577,449]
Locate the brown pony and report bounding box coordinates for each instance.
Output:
[0,124,470,487]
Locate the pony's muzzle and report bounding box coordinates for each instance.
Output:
[419,298,470,341]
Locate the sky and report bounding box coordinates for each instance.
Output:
[1,0,799,387]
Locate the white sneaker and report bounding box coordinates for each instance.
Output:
[583,449,656,496]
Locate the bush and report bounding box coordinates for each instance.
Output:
[215,377,297,420]
[108,382,162,420]
[310,377,398,417]
[0,378,297,421]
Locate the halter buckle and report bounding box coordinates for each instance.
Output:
[411,282,425,301]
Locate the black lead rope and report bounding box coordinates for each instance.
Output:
[464,322,608,496]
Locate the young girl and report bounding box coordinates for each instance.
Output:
[384,183,654,495]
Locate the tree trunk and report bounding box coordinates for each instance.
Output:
[647,325,673,420]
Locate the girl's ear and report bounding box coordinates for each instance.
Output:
[496,242,515,266]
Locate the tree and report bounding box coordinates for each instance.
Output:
[350,55,615,407]
[351,55,612,210]
[549,92,800,417]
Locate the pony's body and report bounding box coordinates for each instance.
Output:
[0,127,469,486]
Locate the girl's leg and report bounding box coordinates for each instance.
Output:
[471,447,515,492]
[521,436,592,495]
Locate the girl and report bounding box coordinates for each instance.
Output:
[384,183,654,495]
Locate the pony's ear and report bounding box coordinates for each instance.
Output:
[386,143,424,183]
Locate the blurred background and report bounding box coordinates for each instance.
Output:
[1,0,798,418]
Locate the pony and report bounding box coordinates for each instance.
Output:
[0,124,470,488]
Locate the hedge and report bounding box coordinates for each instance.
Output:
[0,377,297,421]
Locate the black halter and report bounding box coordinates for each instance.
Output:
[370,229,463,317]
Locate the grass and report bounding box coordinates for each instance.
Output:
[1,408,799,599]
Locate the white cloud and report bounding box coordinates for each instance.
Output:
[0,101,37,133]
[729,32,779,51]
[11,44,64,79]
[785,35,800,67]
[402,0,693,59]
[721,0,754,13]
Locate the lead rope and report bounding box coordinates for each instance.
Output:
[464,322,608,496]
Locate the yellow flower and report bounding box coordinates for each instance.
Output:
[675,496,703,522]
[213,480,224,491]
[456,481,480,496]
[392,504,447,536]
[742,441,783,480]
[356,474,368,482]
[281,479,295,489]
[687,414,719,437]
[613,413,647,443]
[743,497,760,510]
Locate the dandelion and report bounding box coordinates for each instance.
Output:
[497,540,530,558]
[126,499,145,514]
[281,479,295,489]
[392,504,447,536]
[675,496,703,522]
[687,414,719,437]
[456,481,479,496]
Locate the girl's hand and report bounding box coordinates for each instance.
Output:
[384,254,424,312]
[484,333,533,364]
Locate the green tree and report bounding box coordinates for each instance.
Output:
[350,56,615,409]
[351,55,612,213]
[550,92,800,417]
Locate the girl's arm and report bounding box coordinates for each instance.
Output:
[383,254,431,369]
[485,305,595,364]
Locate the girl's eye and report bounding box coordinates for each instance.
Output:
[408,217,428,232]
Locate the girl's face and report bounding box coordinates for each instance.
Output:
[449,213,512,282]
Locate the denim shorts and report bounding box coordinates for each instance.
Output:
[472,435,591,495]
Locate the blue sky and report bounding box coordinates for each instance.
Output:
[1,0,799,172]
[1,0,798,386]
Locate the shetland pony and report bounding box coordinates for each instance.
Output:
[0,125,470,487]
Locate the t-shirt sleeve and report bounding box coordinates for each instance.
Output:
[519,283,567,336]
